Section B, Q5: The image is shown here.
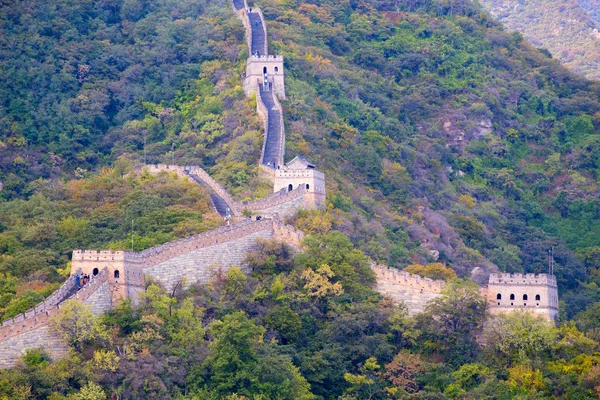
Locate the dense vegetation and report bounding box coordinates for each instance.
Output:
[479,0,600,80]
[1,242,599,398]
[0,166,219,322]
[1,0,600,397]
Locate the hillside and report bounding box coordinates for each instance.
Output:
[1,0,600,398]
[479,0,600,80]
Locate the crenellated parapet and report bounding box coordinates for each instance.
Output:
[371,264,446,294]
[272,214,305,248]
[242,185,305,215]
[489,272,557,286]
[126,219,273,269]
[0,268,108,343]
[486,272,559,322]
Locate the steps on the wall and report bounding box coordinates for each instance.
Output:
[185,171,233,217]
[258,86,284,168]
[248,11,268,56]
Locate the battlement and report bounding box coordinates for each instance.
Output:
[272,214,305,248]
[248,55,284,62]
[0,268,107,342]
[489,273,557,286]
[123,219,274,269]
[72,250,126,262]
[371,264,446,293]
[242,185,305,212]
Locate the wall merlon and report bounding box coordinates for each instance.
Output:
[489,272,557,286]
[371,264,446,293]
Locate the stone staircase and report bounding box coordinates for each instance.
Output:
[248,10,267,56]
[185,171,233,217]
[258,85,284,168]
[0,268,111,368]
[232,0,244,10]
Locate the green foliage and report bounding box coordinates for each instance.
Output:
[50,300,111,352]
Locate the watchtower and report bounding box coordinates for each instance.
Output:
[486,273,559,323]
[70,250,144,304]
[274,156,326,208]
[244,55,286,99]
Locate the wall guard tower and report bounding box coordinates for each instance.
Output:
[245,55,286,99]
[274,156,326,208]
[486,273,559,322]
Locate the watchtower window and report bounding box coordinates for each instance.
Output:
[263,66,267,74]
[114,270,120,279]
[92,268,99,276]
[274,66,279,73]
[496,293,502,300]
[535,294,540,301]
[510,294,515,300]
[306,184,310,190]
[288,184,293,192]
[523,294,528,301]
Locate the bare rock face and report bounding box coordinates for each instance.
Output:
[474,118,493,137]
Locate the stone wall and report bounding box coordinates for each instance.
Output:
[242,185,306,218]
[371,264,445,315]
[125,219,272,269]
[144,164,241,216]
[0,269,110,369]
[255,194,305,219]
[144,227,274,291]
[272,215,305,248]
[0,270,80,335]
[82,281,113,315]
[485,273,559,322]
[0,326,68,369]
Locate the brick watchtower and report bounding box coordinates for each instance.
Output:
[486,273,559,322]
[244,55,286,99]
[273,156,326,208]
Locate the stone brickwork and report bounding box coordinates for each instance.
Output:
[0,269,110,368]
[484,273,559,322]
[242,185,308,218]
[144,227,274,291]
[82,281,113,315]
[272,215,305,248]
[0,326,68,369]
[144,164,241,216]
[372,264,444,315]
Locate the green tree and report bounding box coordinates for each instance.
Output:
[419,279,487,363]
[481,311,557,368]
[50,300,110,352]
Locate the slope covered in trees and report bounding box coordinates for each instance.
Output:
[1,0,600,397]
[479,0,600,80]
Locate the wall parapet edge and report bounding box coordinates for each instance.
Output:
[0,268,108,342]
[243,185,305,211]
[371,263,446,293]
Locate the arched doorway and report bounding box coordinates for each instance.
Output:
[92,268,99,276]
[114,270,120,279]
[288,184,293,192]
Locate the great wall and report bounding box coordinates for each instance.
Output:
[0,0,559,368]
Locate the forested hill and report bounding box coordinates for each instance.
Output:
[1,0,600,398]
[478,0,600,80]
[2,0,600,316]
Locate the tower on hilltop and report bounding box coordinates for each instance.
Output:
[244,55,286,99]
[274,156,326,208]
[486,272,559,322]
